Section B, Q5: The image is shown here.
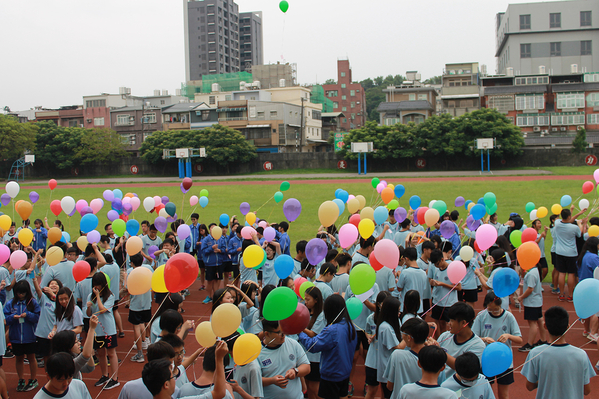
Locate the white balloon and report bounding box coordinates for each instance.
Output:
[60,196,75,215]
[143,197,155,212]
[579,199,590,210]
[5,181,20,199]
[428,200,437,209]
[530,210,538,220]
[159,208,169,218]
[460,246,474,262]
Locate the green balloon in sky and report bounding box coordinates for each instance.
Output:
[280,181,290,192]
[371,177,380,189]
[274,191,284,203]
[279,0,289,13]
[200,189,209,197]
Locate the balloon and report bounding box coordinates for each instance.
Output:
[536,206,548,218]
[60,196,75,215]
[0,245,8,266]
[143,197,154,212]
[483,192,496,208]
[481,342,513,378]
[424,208,440,227]
[189,195,199,207]
[579,199,590,210]
[369,252,384,271]
[432,200,448,216]
[387,200,399,210]
[455,196,465,207]
[409,195,421,210]
[46,246,63,266]
[200,189,209,197]
[211,226,223,240]
[76,199,88,214]
[0,194,10,206]
[28,192,39,204]
[113,189,123,200]
[14,200,23,212]
[151,265,168,293]
[529,209,537,220]
[126,236,143,256]
[48,227,62,244]
[486,203,498,215]
[467,202,475,211]
[360,207,374,222]
[299,281,315,300]
[130,196,140,211]
[148,245,159,259]
[349,214,361,228]
[263,287,297,320]
[112,219,126,237]
[517,241,541,270]
[560,195,572,207]
[280,181,290,191]
[525,202,535,213]
[349,263,376,295]
[371,177,380,189]
[240,202,250,215]
[521,228,537,243]
[381,187,394,204]
[87,230,101,244]
[274,191,284,204]
[165,202,176,217]
[346,297,363,320]
[243,245,264,268]
[510,230,522,248]
[347,198,360,214]
[459,246,474,262]
[470,204,486,220]
[263,226,276,242]
[81,206,93,216]
[244,212,256,226]
[293,277,307,297]
[394,207,407,223]
[440,220,455,239]
[447,261,467,284]
[318,201,338,227]
[582,181,594,194]
[125,219,140,237]
[211,303,242,337]
[573,278,599,319]
[5,181,19,199]
[80,214,99,234]
[332,199,345,216]
[164,253,200,292]
[73,260,91,283]
[475,224,498,251]
[233,333,262,365]
[195,322,216,347]
[416,207,429,225]
[89,198,103,214]
[18,229,33,246]
[305,238,328,265]
[48,179,57,190]
[0,215,10,231]
[240,226,256,240]
[274,254,294,279]
[61,231,70,243]
[336,189,349,204]
[338,223,359,249]
[280,303,310,335]
[595,169,599,184]
[76,236,89,252]
[373,239,399,269]
[10,250,27,268]
[588,225,599,237]
[199,196,209,208]
[394,185,405,199]
[107,210,119,222]
[373,206,388,225]
[355,195,366,210]
[492,268,520,297]
[283,198,302,222]
[376,182,384,194]
[175,224,189,241]
[182,177,193,191]
[358,219,375,239]
[551,204,562,215]
[103,190,114,202]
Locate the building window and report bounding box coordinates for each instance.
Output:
[351,113,355,119]
[587,93,599,106]
[551,113,585,125]
[116,115,131,125]
[143,113,156,124]
[270,111,278,118]
[409,94,415,101]
[209,96,216,105]
[351,102,355,108]
[520,43,531,58]
[342,107,347,112]
[557,93,584,108]
[333,102,338,108]
[312,110,321,120]
[86,99,106,108]
[343,118,347,123]
[519,14,531,30]
[418,94,427,101]
[342,95,346,100]
[341,84,346,89]
[326,90,338,97]
[584,73,599,82]
[516,95,545,110]
[160,100,165,105]
[588,114,599,124]
[487,96,514,112]
[350,90,355,96]
[550,13,561,28]
[201,110,211,121]
[448,101,456,108]
[550,42,561,56]
[581,11,592,27]
[516,115,550,126]
[515,76,549,85]
[581,41,592,55]
[341,72,346,77]
[93,117,104,126]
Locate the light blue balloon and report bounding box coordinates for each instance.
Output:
[219,213,230,226]
[374,206,389,225]
[560,194,572,207]
[113,189,123,199]
[573,278,599,319]
[274,254,295,279]
[80,214,99,234]
[126,219,140,237]
[337,190,349,204]
[394,185,405,199]
[199,196,209,208]
[409,195,421,210]
[464,200,473,210]
[61,232,71,243]
[334,189,342,198]
[333,199,345,216]
[481,342,513,378]
[477,197,485,206]
[491,268,520,297]
[470,204,486,220]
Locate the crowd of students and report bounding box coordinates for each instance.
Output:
[0,202,597,399]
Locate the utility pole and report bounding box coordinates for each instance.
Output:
[300,96,306,152]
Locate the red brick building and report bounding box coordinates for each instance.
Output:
[322,60,366,132]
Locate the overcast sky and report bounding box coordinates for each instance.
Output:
[2,0,538,111]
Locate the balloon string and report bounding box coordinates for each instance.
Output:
[45,190,53,219]
[255,195,275,214]
[194,272,242,326]
[421,281,461,317]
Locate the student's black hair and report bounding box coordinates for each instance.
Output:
[162,238,175,247]
[589,217,599,227]
[100,235,110,245]
[455,352,481,379]
[429,249,444,265]
[400,219,411,229]
[315,232,327,240]
[319,262,336,276]
[496,235,514,267]
[84,257,98,272]
[159,309,184,334]
[483,290,502,308]
[430,234,443,248]
[198,224,208,237]
[422,241,435,251]
[51,330,78,355]
[9,222,16,228]
[104,223,112,231]
[211,288,231,313]
[325,249,339,263]
[256,227,264,235]
[561,208,572,219]
[296,240,307,254]
[544,306,569,336]
[300,259,316,272]
[53,241,68,254]
[147,340,176,362]
[265,243,276,254]
[149,224,158,232]
[241,239,253,252]
[279,221,289,232]
[262,319,280,332]
[578,236,599,266]
[447,302,475,326]
[155,293,184,319]
[142,358,173,396]
[202,344,230,372]
[259,284,276,318]
[45,352,76,380]
[441,240,453,254]
[323,294,356,339]
[55,287,75,322]
[400,290,421,321]
[490,249,506,271]
[141,220,150,227]
[241,281,258,298]
[305,286,324,330]
[376,297,401,341]
[549,214,558,229]
[373,291,392,326]
[65,246,78,255]
[336,253,352,267]
[103,253,114,264]
[159,333,185,350]
[54,220,64,231]
[403,247,418,261]
[13,280,36,311]
[33,218,43,226]
[401,318,429,344]
[450,210,459,221]
[190,213,199,220]
[91,272,111,303]
[359,236,375,249]
[232,223,241,235]
[418,345,447,373]
[130,253,143,267]
[278,277,293,288]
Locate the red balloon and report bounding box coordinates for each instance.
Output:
[417,207,429,225]
[370,252,384,271]
[73,260,91,283]
[182,177,193,191]
[349,214,361,228]
[50,200,62,217]
[48,179,57,190]
[582,181,594,194]
[473,240,483,254]
[119,214,129,222]
[155,203,165,213]
[521,227,537,243]
[164,253,200,293]
[280,303,310,335]
[294,277,307,297]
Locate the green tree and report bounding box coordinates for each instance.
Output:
[0,114,37,161]
[423,76,442,85]
[572,127,587,154]
[76,128,128,165]
[323,78,336,85]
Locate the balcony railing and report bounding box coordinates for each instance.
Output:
[218,117,246,121]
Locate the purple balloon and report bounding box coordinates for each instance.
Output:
[29,191,39,204]
[87,230,101,244]
[107,210,119,222]
[394,207,407,223]
[177,224,191,240]
[166,214,177,223]
[122,203,133,216]
[283,198,302,222]
[305,238,328,265]
[466,215,481,231]
[240,202,250,216]
[455,196,465,207]
[0,194,10,206]
[161,196,169,205]
[103,190,114,202]
[81,206,93,216]
[413,207,420,225]
[148,245,159,259]
[154,216,168,233]
[440,220,455,239]
[68,208,77,217]
[112,198,122,211]
[263,226,276,242]
[180,183,189,194]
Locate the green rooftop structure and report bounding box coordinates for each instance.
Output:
[311,85,334,112]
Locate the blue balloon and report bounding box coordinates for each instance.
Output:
[394,185,405,199]
[481,342,513,378]
[112,198,123,211]
[491,268,520,297]
[113,189,123,200]
[464,200,473,210]
[126,219,140,237]
[80,214,99,234]
[219,213,230,226]
[332,199,345,216]
[334,189,342,198]
[374,206,388,225]
[199,196,209,208]
[470,204,486,220]
[477,197,485,205]
[573,278,599,319]
[61,231,71,243]
[560,194,572,207]
[274,254,295,279]
[409,195,421,210]
[337,190,349,204]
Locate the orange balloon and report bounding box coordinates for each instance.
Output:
[125,193,135,198]
[381,187,394,205]
[14,200,23,211]
[17,201,33,221]
[517,241,541,270]
[48,227,62,244]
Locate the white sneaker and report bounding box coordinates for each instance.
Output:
[131,353,145,363]
[587,333,599,342]
[141,340,148,350]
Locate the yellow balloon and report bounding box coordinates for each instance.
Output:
[195,322,216,347]
[424,208,440,227]
[0,215,11,231]
[126,236,143,256]
[48,227,62,244]
[211,303,242,337]
[151,265,168,293]
[77,236,89,252]
[46,246,64,266]
[537,206,548,218]
[211,225,223,240]
[246,212,257,225]
[18,229,33,246]
[387,184,395,190]
[243,244,264,268]
[467,202,475,212]
[355,195,366,210]
[127,267,153,295]
[360,207,374,222]
[347,198,360,214]
[589,225,599,237]
[358,219,375,239]
[318,201,339,227]
[17,201,33,221]
[551,204,562,215]
[233,333,262,365]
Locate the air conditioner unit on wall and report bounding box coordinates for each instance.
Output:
[533,126,540,132]
[86,119,92,123]
[551,127,558,132]
[560,127,567,131]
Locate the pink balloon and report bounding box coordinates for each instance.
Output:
[376,183,384,193]
[10,250,27,269]
[595,168,599,184]
[475,224,498,251]
[122,197,131,205]
[0,244,10,264]
[263,226,276,242]
[76,199,88,214]
[241,226,256,240]
[258,221,268,229]
[90,198,104,214]
[153,196,161,207]
[373,239,399,269]
[189,195,199,206]
[381,180,388,188]
[338,223,359,249]
[447,260,467,284]
[348,194,355,201]
[130,196,141,211]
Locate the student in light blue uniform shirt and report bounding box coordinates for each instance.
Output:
[352,236,374,266]
[398,346,458,399]
[313,263,335,302]
[233,359,263,399]
[261,241,281,288]
[475,249,511,312]
[33,353,93,399]
[518,264,547,351]
[41,243,76,292]
[441,352,495,399]
[374,297,403,392]
[398,248,429,313]
[553,208,585,299]
[428,250,459,329]
[331,253,351,295]
[394,220,413,247]
[33,277,60,361]
[128,254,153,363]
[140,226,162,266]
